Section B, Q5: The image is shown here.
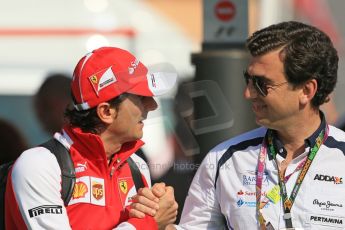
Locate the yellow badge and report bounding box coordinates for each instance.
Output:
[119,180,128,194]
[266,185,280,204]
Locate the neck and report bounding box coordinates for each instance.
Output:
[275,110,321,159]
[99,132,122,160]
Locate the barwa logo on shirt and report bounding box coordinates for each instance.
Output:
[314,174,343,184]
[242,170,269,186]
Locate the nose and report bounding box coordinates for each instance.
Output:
[243,80,258,99]
[144,97,158,111]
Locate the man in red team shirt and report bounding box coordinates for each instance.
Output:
[5,47,178,229]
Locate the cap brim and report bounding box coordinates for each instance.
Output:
[127,62,177,97]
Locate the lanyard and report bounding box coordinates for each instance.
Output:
[256,139,269,229]
[256,126,328,229]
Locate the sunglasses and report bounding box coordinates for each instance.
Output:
[243,71,288,97]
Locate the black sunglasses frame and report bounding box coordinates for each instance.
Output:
[243,71,269,96]
[243,71,288,97]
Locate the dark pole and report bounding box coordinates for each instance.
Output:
[178,0,257,164]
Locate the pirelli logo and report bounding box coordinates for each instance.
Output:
[28,205,63,218]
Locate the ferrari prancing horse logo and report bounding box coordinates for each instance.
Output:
[119,180,128,194]
[90,75,98,84]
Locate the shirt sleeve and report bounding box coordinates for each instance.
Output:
[8,147,71,229]
[115,216,158,230]
[177,152,227,230]
[113,196,158,230]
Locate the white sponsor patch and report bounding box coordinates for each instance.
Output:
[69,176,91,205]
[90,177,105,206]
[68,176,105,206]
[98,67,117,91]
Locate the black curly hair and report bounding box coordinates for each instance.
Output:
[64,94,129,134]
[246,21,338,107]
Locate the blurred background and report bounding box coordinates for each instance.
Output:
[1,0,345,222]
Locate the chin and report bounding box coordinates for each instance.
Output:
[135,131,143,140]
[123,131,143,142]
[255,117,269,128]
[255,116,264,125]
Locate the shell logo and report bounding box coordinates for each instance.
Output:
[92,182,104,200]
[72,182,88,199]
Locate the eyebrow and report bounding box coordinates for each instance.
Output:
[244,70,273,83]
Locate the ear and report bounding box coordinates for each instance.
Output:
[300,79,317,106]
[96,102,117,125]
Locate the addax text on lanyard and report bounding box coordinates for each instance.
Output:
[256,126,329,230]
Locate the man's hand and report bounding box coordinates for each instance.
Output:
[130,182,166,217]
[154,186,178,230]
[130,183,178,230]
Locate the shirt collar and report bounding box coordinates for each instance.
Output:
[305,111,327,147]
[266,111,326,160]
[266,130,287,160]
[62,124,144,165]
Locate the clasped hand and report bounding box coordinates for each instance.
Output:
[130,183,178,230]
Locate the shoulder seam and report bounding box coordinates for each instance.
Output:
[214,137,263,188]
